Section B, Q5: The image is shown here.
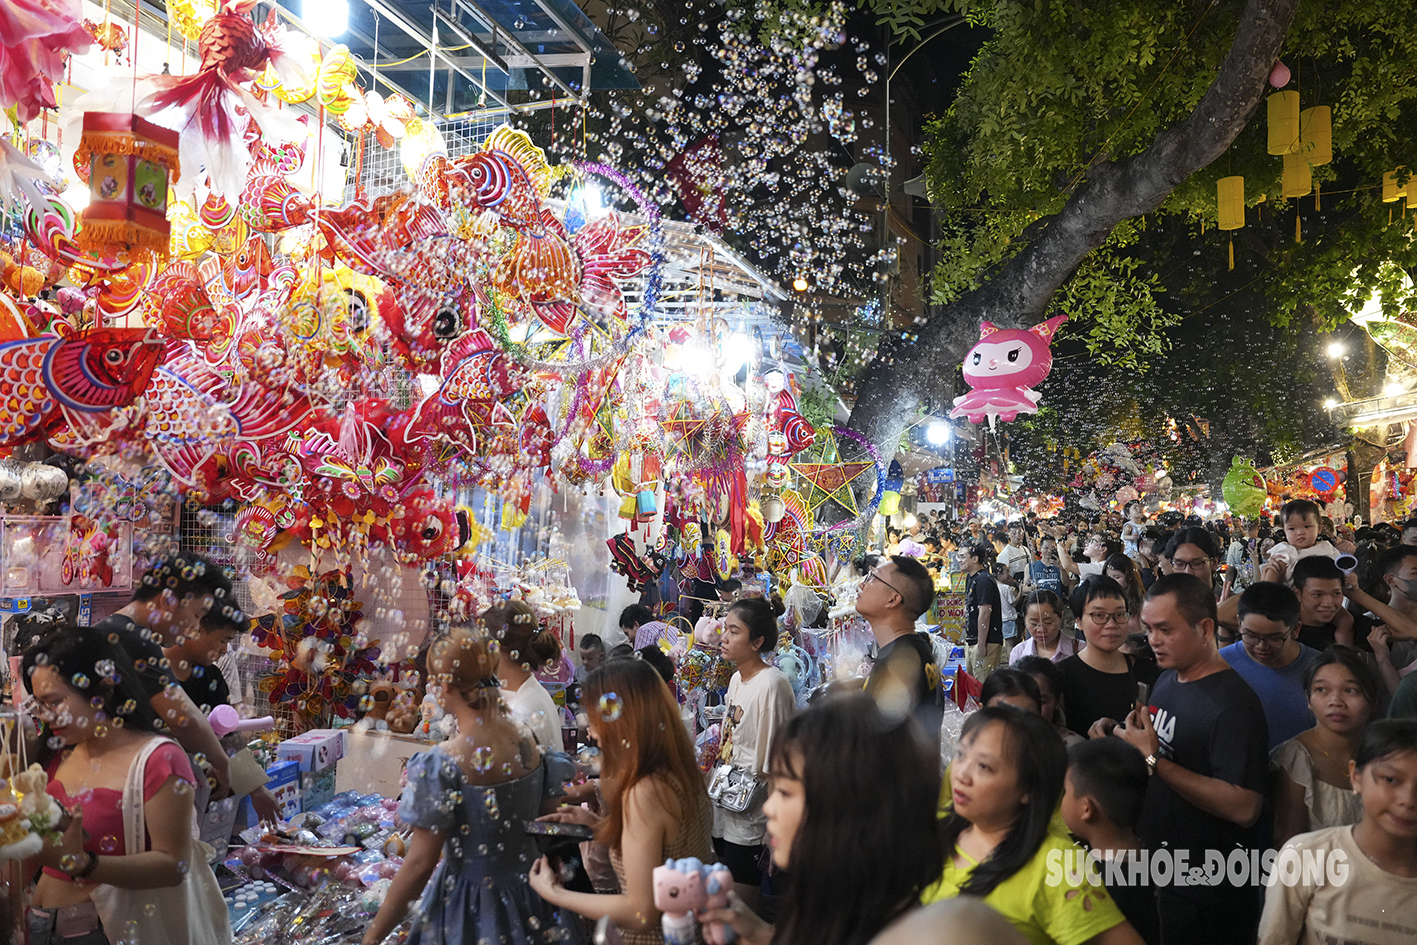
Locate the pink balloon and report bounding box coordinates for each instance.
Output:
[1269,61,1291,88]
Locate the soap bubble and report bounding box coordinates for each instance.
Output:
[598,692,623,722]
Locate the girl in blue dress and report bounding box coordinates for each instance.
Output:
[362,623,582,945]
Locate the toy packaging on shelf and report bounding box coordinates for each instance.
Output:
[276,729,348,774]
[239,760,301,827]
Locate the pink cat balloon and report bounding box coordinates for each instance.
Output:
[950,315,1068,426]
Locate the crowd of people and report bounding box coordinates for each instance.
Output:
[9,495,1417,945]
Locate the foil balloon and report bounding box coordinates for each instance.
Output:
[951,314,1067,427]
[1221,456,1268,518]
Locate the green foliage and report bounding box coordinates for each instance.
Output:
[798,383,840,429]
[855,0,980,40]
[921,0,1417,362]
[1047,245,1176,372]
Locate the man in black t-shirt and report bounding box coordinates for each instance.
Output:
[93,554,240,796]
[857,555,944,746]
[962,543,1004,680]
[164,609,242,712]
[164,608,283,824]
[1114,574,1268,945]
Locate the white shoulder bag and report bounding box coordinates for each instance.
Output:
[89,736,233,945]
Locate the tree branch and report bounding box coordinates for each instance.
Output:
[847,0,1301,467]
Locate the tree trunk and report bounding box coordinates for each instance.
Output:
[1347,438,1387,524]
[846,0,1301,468]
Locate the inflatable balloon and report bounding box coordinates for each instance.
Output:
[879,459,904,517]
[950,315,1067,427]
[1222,456,1268,518]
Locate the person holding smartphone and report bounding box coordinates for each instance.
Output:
[1057,576,1158,738]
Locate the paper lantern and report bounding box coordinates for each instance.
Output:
[1267,91,1300,155]
[1282,151,1311,198]
[74,113,181,261]
[1217,176,1245,230]
[761,495,785,523]
[1300,106,1332,166]
[1383,168,1408,203]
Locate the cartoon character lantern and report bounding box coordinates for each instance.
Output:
[1222,456,1268,518]
[74,114,180,261]
[950,315,1067,427]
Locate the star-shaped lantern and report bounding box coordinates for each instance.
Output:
[789,428,874,517]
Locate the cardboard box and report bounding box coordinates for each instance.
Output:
[200,796,241,858]
[276,729,347,774]
[237,759,301,827]
[300,766,336,812]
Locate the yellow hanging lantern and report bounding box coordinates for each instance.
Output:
[74,113,181,262]
[1299,106,1332,166]
[1217,176,1245,230]
[1282,151,1311,198]
[1383,168,1408,203]
[1267,91,1301,155]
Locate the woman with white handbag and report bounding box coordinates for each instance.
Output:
[23,625,231,945]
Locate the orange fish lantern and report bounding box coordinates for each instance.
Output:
[73,113,181,262]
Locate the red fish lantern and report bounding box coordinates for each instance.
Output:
[74,113,181,261]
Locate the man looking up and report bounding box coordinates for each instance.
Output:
[1219,582,1321,749]
[1113,574,1269,945]
[95,554,235,797]
[856,555,943,745]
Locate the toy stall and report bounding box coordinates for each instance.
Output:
[0,0,951,933]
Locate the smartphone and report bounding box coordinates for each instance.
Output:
[524,821,596,841]
[1135,681,1150,708]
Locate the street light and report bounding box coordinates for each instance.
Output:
[1327,342,1346,358]
[1323,398,1338,409]
[926,420,950,446]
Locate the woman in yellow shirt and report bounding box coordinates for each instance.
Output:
[926,706,1146,945]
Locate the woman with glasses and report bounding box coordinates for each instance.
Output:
[1057,530,1109,580]
[1057,576,1159,738]
[1007,590,1079,665]
[1103,554,1146,635]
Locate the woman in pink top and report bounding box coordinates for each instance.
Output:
[1007,590,1081,665]
[23,626,202,945]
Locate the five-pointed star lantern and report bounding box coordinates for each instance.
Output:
[789,428,874,517]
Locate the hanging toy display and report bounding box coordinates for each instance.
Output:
[72,114,180,262]
[951,315,1067,428]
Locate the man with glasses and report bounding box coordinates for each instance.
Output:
[1219,582,1321,749]
[1162,527,1219,586]
[857,555,944,745]
[962,543,1005,680]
